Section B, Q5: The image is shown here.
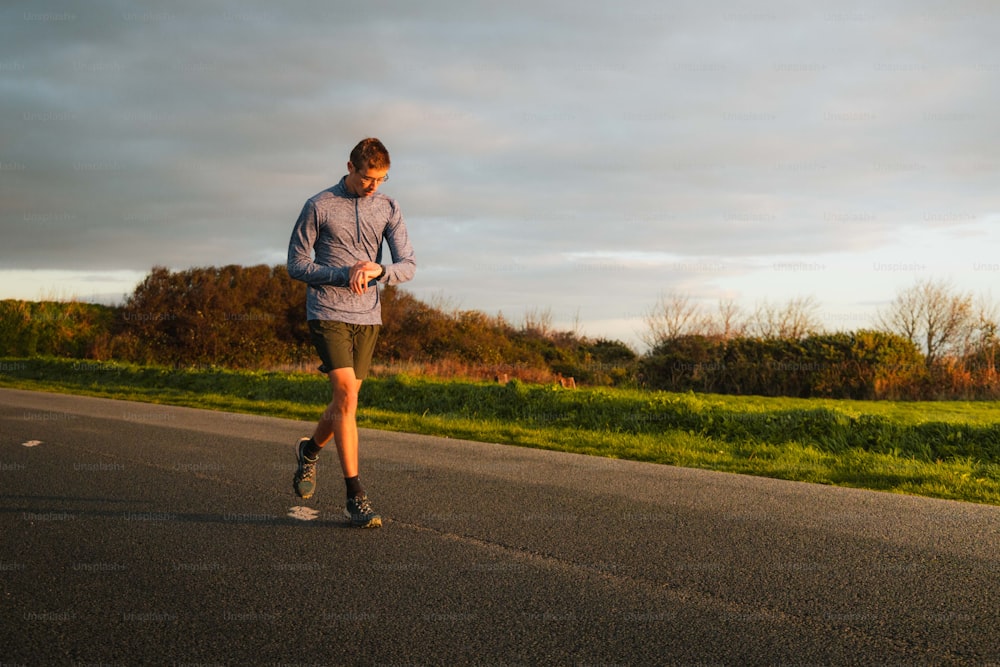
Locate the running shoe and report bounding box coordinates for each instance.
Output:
[345,493,382,528]
[293,438,318,499]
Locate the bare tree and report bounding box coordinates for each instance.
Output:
[570,307,582,337]
[878,281,922,345]
[522,306,554,337]
[709,297,747,340]
[876,279,974,365]
[641,292,707,347]
[967,293,999,359]
[748,295,821,340]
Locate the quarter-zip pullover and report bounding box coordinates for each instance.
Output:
[287,177,416,323]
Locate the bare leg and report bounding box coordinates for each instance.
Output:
[312,367,363,478]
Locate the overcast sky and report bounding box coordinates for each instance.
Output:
[2,0,998,349]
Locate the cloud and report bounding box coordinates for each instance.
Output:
[1,0,999,350]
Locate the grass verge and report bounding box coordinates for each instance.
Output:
[2,357,999,506]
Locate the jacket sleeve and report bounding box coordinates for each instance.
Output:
[378,203,416,286]
[286,200,350,287]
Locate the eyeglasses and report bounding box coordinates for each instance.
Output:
[358,173,388,186]
[352,164,389,186]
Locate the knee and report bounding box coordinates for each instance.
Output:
[331,384,360,411]
[327,369,361,412]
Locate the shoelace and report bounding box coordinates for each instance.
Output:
[297,458,316,482]
[351,495,374,515]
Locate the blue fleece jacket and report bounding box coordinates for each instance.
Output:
[287,177,416,324]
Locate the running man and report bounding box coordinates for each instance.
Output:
[287,137,416,528]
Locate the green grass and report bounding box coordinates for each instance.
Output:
[2,357,999,506]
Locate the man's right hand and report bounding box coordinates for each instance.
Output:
[348,261,383,294]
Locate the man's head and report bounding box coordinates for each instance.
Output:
[345,137,390,197]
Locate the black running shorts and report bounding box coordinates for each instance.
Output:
[308,320,381,379]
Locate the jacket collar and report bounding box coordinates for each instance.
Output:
[332,176,355,198]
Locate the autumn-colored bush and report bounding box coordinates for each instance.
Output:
[0,300,117,359]
[114,264,311,368]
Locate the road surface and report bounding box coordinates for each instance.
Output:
[1,387,998,665]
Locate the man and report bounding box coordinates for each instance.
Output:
[287,137,416,528]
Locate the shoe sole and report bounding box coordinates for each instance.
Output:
[344,509,382,529]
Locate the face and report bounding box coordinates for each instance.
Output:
[346,162,389,197]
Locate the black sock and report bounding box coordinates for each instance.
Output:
[345,476,365,499]
[302,438,322,461]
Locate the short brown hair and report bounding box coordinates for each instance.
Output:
[350,137,390,171]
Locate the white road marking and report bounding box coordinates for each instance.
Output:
[287,506,319,521]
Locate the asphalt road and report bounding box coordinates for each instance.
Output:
[1,387,998,666]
